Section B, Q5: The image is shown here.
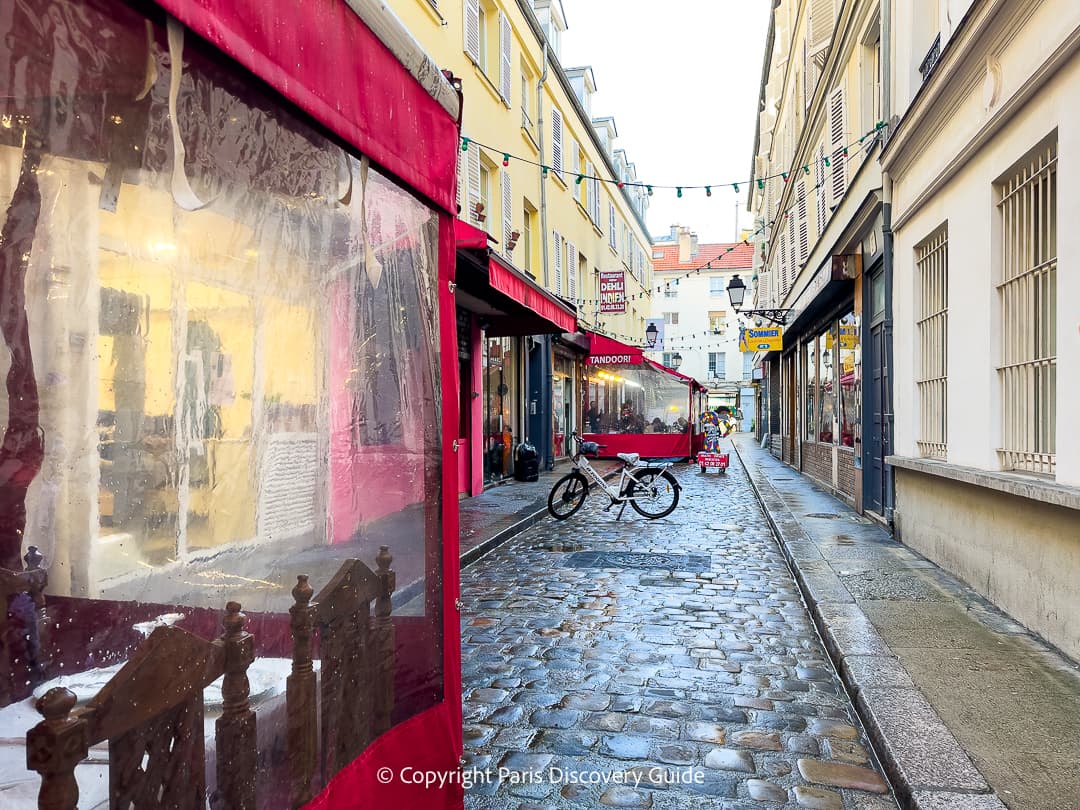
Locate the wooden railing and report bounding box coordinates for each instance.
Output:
[24,548,395,810]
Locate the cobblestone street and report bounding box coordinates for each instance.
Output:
[460,455,898,809]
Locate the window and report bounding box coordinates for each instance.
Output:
[916,225,948,459]
[709,353,726,379]
[662,353,675,367]
[664,283,677,299]
[997,138,1057,475]
[743,353,754,380]
[709,277,725,297]
[838,313,860,448]
[708,311,727,334]
[521,63,533,132]
[817,329,837,443]
[804,340,817,440]
[522,202,535,276]
[479,162,491,223]
[477,4,488,71]
[572,143,582,204]
[663,312,679,326]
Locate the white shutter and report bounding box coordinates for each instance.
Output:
[778,231,788,295]
[467,142,481,222]
[609,203,616,248]
[567,243,578,299]
[585,162,595,220]
[808,0,835,64]
[797,179,809,263]
[787,212,798,286]
[499,12,512,104]
[815,144,827,236]
[553,231,563,295]
[502,171,513,253]
[803,38,820,112]
[464,0,480,63]
[455,148,462,213]
[551,108,563,175]
[828,84,847,207]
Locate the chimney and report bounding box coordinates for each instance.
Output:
[678,227,694,263]
[669,225,680,243]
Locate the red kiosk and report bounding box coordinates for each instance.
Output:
[0,1,463,807]
[583,332,708,460]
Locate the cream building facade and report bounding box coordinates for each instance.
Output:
[749,0,888,514]
[883,0,1080,658]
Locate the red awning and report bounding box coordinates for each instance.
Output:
[644,358,708,392]
[154,0,459,215]
[454,219,577,336]
[585,332,644,365]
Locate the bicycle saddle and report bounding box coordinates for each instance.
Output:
[617,452,640,465]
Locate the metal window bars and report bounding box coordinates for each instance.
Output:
[915,226,948,459]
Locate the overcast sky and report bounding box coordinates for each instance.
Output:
[559,0,770,244]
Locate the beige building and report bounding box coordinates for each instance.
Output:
[748,0,888,515]
[883,0,1080,658]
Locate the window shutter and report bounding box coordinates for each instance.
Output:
[553,230,562,295]
[609,203,616,248]
[455,148,462,213]
[797,179,809,263]
[778,231,788,295]
[808,0,835,64]
[467,142,481,222]
[502,171,513,253]
[787,211,798,286]
[828,84,847,207]
[815,144,827,236]
[499,12,512,103]
[567,243,577,299]
[464,0,480,63]
[551,108,563,175]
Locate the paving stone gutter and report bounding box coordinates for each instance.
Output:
[731,436,1011,810]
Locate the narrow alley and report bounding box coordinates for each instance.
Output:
[460,454,896,809]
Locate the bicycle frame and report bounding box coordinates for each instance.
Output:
[571,445,673,505]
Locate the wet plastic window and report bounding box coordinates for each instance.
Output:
[587,365,691,434]
[0,2,443,805]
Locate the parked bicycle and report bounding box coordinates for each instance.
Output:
[547,431,681,520]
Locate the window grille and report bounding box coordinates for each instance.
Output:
[709,352,726,379]
[915,225,948,459]
[997,140,1056,475]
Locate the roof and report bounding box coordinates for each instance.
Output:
[650,241,754,272]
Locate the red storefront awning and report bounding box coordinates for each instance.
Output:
[585,332,645,365]
[455,219,577,336]
[153,0,460,215]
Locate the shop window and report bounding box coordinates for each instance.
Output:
[804,340,817,440]
[818,328,837,443]
[838,313,860,448]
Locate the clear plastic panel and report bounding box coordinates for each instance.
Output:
[587,365,690,434]
[0,2,443,805]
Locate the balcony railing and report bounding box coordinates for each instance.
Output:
[919,33,941,82]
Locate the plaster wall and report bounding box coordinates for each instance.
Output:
[888,0,1080,486]
[895,468,1080,660]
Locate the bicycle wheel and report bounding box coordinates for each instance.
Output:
[627,469,680,519]
[547,472,589,519]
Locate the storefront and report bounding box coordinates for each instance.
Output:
[582,332,706,460]
[454,221,576,493]
[0,0,463,806]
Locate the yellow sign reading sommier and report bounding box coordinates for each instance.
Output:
[740,326,784,352]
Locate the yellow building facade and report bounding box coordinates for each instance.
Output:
[392,0,653,339]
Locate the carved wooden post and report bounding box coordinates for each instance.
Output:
[26,687,86,810]
[25,545,48,683]
[215,602,256,810]
[287,576,317,808]
[372,546,396,737]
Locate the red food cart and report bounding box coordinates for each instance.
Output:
[0,1,463,807]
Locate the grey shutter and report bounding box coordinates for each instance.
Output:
[815,144,827,236]
[551,108,563,175]
[797,179,809,263]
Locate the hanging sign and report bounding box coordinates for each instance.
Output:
[599,271,626,313]
[740,326,784,352]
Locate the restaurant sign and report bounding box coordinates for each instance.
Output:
[599,271,626,313]
[739,326,784,352]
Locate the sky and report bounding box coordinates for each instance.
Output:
[559,0,771,244]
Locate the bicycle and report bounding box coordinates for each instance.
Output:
[547,431,681,521]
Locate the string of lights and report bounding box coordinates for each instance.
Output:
[460,121,886,195]
[563,131,881,348]
[557,128,881,310]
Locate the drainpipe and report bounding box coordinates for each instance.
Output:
[538,42,549,289]
[538,43,555,470]
[881,0,896,524]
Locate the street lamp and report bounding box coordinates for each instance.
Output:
[671,352,683,370]
[725,273,792,326]
[645,322,659,348]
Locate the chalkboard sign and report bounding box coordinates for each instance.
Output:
[457,308,471,360]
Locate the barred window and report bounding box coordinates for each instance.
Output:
[997,138,1056,475]
[915,225,948,459]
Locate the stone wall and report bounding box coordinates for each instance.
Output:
[801,442,832,489]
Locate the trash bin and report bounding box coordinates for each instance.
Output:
[514,442,539,482]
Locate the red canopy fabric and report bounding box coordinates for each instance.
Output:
[454,218,490,250]
[585,332,644,365]
[644,358,707,392]
[154,0,459,215]
[488,255,577,334]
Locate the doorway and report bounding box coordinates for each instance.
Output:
[864,265,887,515]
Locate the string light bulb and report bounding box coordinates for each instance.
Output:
[502,153,510,167]
[705,186,712,197]
[677,187,683,198]
[461,137,470,152]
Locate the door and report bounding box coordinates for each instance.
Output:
[865,268,887,514]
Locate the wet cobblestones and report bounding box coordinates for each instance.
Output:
[461,456,897,809]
